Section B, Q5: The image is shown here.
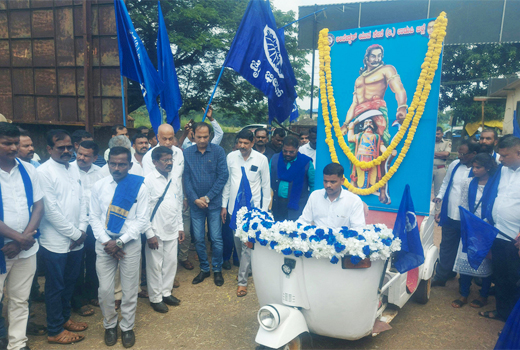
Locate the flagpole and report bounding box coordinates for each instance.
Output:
[202,66,226,122]
[279,8,326,30]
[121,75,126,127]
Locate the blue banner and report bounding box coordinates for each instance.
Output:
[315,18,443,215]
[225,0,297,124]
[114,0,165,133]
[157,2,183,132]
[230,167,253,231]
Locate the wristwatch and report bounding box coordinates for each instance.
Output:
[116,239,124,249]
[204,196,210,204]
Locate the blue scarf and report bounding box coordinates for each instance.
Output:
[277,152,311,210]
[481,164,502,225]
[105,174,144,235]
[0,160,39,273]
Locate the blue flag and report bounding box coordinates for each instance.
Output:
[226,0,297,123]
[459,206,500,270]
[290,101,299,122]
[114,0,164,133]
[513,111,520,138]
[230,167,253,230]
[157,2,183,132]
[392,184,425,273]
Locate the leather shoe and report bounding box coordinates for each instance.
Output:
[20,347,30,350]
[104,327,118,346]
[180,259,194,270]
[150,302,168,313]
[214,272,224,286]
[0,337,7,350]
[121,329,135,348]
[222,260,232,270]
[192,271,210,284]
[431,279,446,287]
[163,295,180,306]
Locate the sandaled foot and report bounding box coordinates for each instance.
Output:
[451,298,468,308]
[470,297,488,308]
[138,290,149,298]
[74,305,94,317]
[89,299,100,307]
[479,310,505,321]
[48,330,85,344]
[63,319,88,332]
[27,322,47,336]
[237,286,247,297]
[115,300,121,310]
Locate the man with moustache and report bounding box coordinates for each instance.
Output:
[479,128,500,162]
[144,147,184,312]
[37,130,89,344]
[252,128,275,161]
[179,105,224,149]
[104,125,130,162]
[266,128,285,154]
[90,147,149,348]
[17,129,40,168]
[131,133,149,169]
[70,141,104,315]
[70,130,106,167]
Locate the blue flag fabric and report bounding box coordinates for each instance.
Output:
[513,111,520,138]
[157,2,183,132]
[230,167,253,231]
[495,298,520,349]
[114,0,165,133]
[226,0,297,123]
[290,101,299,122]
[392,184,425,273]
[459,206,500,270]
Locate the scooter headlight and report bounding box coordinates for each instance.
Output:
[258,305,280,331]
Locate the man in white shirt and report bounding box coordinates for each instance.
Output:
[482,136,520,321]
[70,141,104,316]
[299,126,317,165]
[432,140,478,287]
[16,129,40,168]
[298,163,365,229]
[479,128,500,163]
[103,125,129,162]
[100,136,143,178]
[90,147,149,348]
[38,129,89,344]
[179,105,224,149]
[221,130,270,297]
[0,123,44,350]
[144,147,184,313]
[131,133,149,169]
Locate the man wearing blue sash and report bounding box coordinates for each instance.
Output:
[90,147,149,348]
[432,140,478,287]
[0,123,44,350]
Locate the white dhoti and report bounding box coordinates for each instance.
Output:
[145,237,178,303]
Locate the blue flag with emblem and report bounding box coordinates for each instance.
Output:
[226,0,297,124]
[114,0,165,134]
[392,184,425,273]
[513,111,520,138]
[230,167,253,231]
[157,2,183,132]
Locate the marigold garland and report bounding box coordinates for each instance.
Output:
[318,13,448,195]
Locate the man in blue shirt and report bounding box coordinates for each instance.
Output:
[183,122,229,286]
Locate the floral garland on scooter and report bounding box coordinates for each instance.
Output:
[235,207,401,265]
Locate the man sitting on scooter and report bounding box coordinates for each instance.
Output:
[298,163,366,229]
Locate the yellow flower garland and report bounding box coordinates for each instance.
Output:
[318,13,448,195]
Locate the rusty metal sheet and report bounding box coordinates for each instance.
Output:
[58,68,75,95]
[9,11,31,38]
[75,37,84,66]
[0,69,11,94]
[0,1,7,10]
[92,38,100,66]
[13,96,35,122]
[98,4,116,35]
[93,97,102,124]
[99,37,118,66]
[59,97,77,121]
[76,67,84,95]
[0,95,13,119]
[56,8,75,66]
[32,40,55,66]
[73,0,83,6]
[12,68,34,94]
[9,1,29,10]
[0,41,9,66]
[92,67,100,96]
[31,0,54,8]
[0,12,8,39]
[100,68,121,97]
[73,6,84,36]
[32,10,54,38]
[35,68,56,95]
[91,6,99,36]
[11,40,32,67]
[102,98,122,124]
[77,96,85,121]
[36,96,58,121]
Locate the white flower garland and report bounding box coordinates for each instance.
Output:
[235,207,401,265]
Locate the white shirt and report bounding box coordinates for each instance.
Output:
[0,160,43,259]
[37,158,88,253]
[493,165,520,240]
[298,188,365,229]
[299,143,316,165]
[71,162,104,216]
[99,158,143,178]
[89,175,149,244]
[182,119,224,149]
[222,149,271,214]
[142,145,184,199]
[436,159,471,221]
[144,169,183,241]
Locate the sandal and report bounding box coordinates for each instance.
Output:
[48,330,85,344]
[27,322,47,336]
[63,319,88,332]
[74,305,94,317]
[237,286,247,297]
[451,299,467,308]
[470,298,488,308]
[115,300,121,310]
[89,299,100,307]
[479,310,505,321]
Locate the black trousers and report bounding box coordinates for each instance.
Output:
[435,217,461,282]
[492,238,520,320]
[71,226,98,309]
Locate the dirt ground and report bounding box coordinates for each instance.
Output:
[20,224,503,349]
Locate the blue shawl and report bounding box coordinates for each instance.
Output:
[277,152,311,210]
[105,174,144,235]
[0,160,39,273]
